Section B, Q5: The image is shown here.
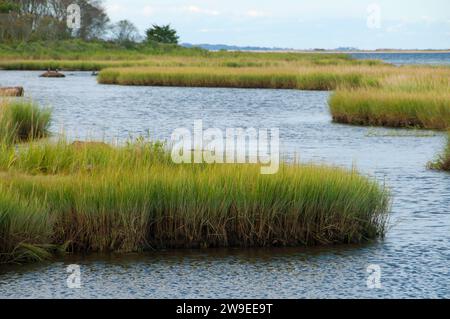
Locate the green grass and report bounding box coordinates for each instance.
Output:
[329,89,450,129]
[0,137,390,263]
[0,39,206,60]
[98,66,380,90]
[428,132,450,171]
[329,68,450,130]
[0,99,51,145]
[2,40,448,132]
[0,60,131,71]
[0,185,54,263]
[0,39,384,71]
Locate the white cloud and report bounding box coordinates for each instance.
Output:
[142,6,154,17]
[185,6,220,16]
[199,27,243,34]
[246,10,268,17]
[199,28,226,33]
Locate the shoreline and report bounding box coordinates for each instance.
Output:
[214,50,450,54]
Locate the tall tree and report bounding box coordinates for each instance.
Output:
[145,24,179,44]
[111,19,139,44]
[0,0,110,42]
[74,0,109,40]
[0,0,19,13]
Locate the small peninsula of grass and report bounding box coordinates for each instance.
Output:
[97,66,381,90]
[329,69,450,130]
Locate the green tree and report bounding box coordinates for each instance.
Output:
[111,19,140,45]
[0,0,19,13]
[75,0,110,40]
[0,0,110,43]
[145,24,179,44]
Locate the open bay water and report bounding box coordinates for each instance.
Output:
[351,52,450,65]
[0,55,449,298]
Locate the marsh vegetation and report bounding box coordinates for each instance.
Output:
[0,99,51,145]
[1,41,449,265]
[428,132,450,171]
[0,100,390,264]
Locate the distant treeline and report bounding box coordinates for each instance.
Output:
[0,0,109,42]
[0,0,185,49]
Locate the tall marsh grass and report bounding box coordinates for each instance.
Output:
[0,99,51,144]
[98,66,380,90]
[329,67,450,130]
[0,139,390,263]
[2,40,447,130]
[94,61,449,131]
[0,184,54,263]
[329,89,450,129]
[428,132,450,171]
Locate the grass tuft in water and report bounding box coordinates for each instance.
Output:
[428,132,450,171]
[0,99,51,145]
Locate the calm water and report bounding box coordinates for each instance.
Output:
[0,70,449,298]
[351,52,450,65]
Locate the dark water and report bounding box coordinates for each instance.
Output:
[351,52,450,66]
[0,71,449,298]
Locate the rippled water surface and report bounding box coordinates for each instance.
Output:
[351,52,450,65]
[0,71,449,298]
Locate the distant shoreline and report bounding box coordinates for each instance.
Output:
[222,50,450,54]
[317,50,450,54]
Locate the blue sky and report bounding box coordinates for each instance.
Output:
[103,0,450,49]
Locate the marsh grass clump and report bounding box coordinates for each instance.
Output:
[0,184,55,264]
[0,139,390,263]
[0,138,170,175]
[329,67,450,130]
[428,132,450,171]
[329,89,450,129]
[0,99,51,145]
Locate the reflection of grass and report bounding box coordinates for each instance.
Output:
[0,135,390,264]
[365,128,439,138]
[0,99,51,145]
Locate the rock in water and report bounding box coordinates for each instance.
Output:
[0,87,24,96]
[40,70,65,78]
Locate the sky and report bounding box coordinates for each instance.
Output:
[103,0,450,49]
